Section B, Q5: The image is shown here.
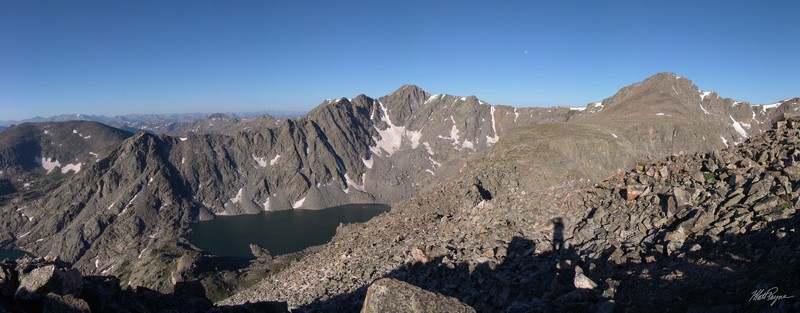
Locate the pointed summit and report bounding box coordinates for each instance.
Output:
[592,72,703,119]
[377,85,432,125]
[392,84,428,96]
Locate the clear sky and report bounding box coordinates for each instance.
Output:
[1,1,798,120]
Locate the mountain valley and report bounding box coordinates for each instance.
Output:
[1,73,799,312]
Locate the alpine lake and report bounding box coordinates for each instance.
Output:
[185,203,390,258]
[0,248,26,260]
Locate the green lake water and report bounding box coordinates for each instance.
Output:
[185,203,390,258]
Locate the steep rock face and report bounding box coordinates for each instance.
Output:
[3,133,199,290]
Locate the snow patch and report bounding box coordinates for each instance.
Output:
[344,173,365,192]
[263,197,271,211]
[181,157,185,164]
[292,197,306,209]
[362,157,373,169]
[612,133,618,138]
[486,106,500,145]
[426,94,441,102]
[72,129,77,134]
[422,142,434,155]
[730,115,749,138]
[437,116,474,150]
[429,156,441,168]
[569,107,586,111]
[720,136,729,148]
[407,130,422,149]
[120,194,137,216]
[253,155,267,167]
[36,157,61,174]
[270,154,281,165]
[370,100,422,156]
[700,91,712,100]
[426,169,435,176]
[656,113,665,116]
[231,188,243,204]
[514,108,519,122]
[89,152,99,158]
[138,248,147,259]
[762,101,783,110]
[461,140,475,150]
[698,102,710,115]
[179,137,188,141]
[60,162,81,173]
[43,130,51,135]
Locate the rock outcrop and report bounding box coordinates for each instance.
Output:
[361,278,475,313]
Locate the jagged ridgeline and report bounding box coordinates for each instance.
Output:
[0,73,798,309]
[0,83,579,287]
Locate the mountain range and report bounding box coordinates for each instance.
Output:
[0,111,301,137]
[0,72,798,311]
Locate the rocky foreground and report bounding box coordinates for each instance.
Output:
[221,119,800,312]
[0,256,290,312]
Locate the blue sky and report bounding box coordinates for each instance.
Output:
[1,1,798,120]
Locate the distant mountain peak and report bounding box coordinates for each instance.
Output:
[393,84,427,95]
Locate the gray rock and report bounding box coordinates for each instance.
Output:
[42,293,91,313]
[15,264,56,300]
[673,187,693,209]
[15,264,83,300]
[250,243,272,260]
[361,278,475,313]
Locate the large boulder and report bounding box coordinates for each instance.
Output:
[42,293,91,313]
[249,244,272,260]
[361,278,475,313]
[15,264,83,300]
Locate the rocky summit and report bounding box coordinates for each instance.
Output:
[0,73,799,312]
